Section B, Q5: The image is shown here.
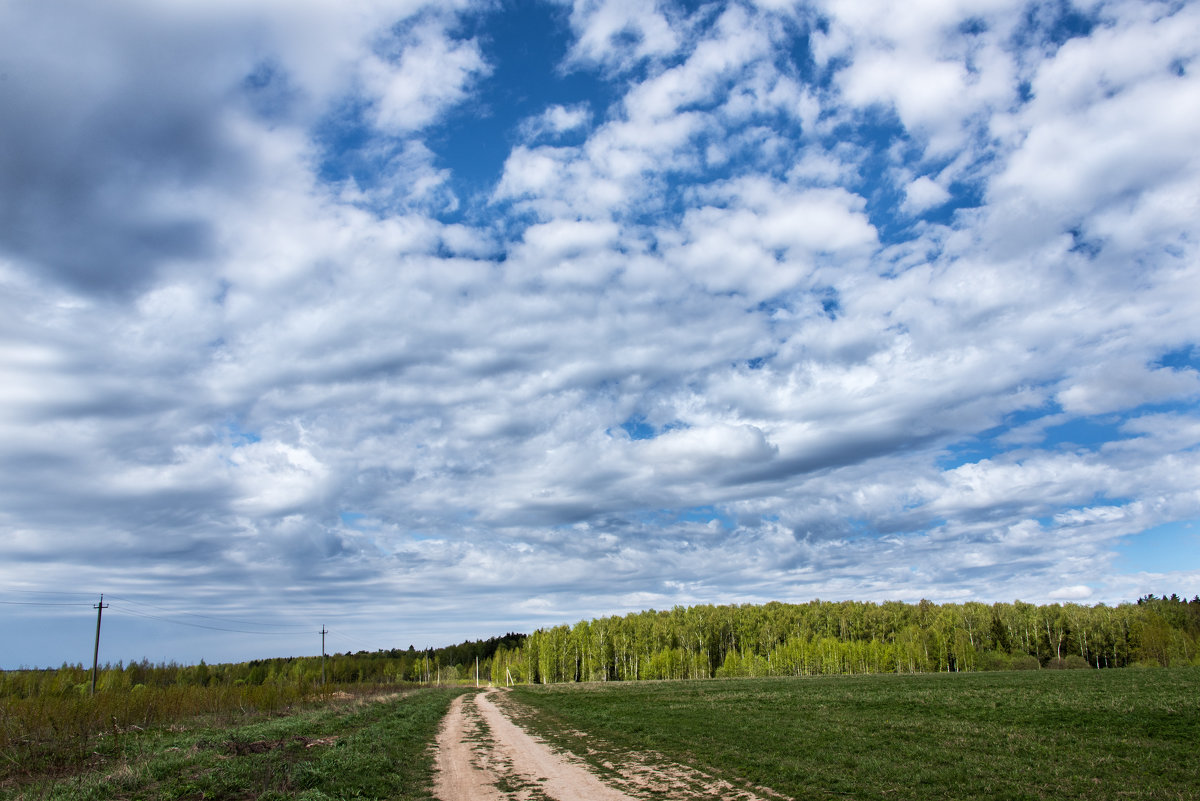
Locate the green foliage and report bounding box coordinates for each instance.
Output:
[1010,653,1041,670]
[0,687,462,799]
[511,595,1200,683]
[0,680,314,781]
[509,667,1200,800]
[0,630,530,786]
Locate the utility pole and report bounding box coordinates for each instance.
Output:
[90,594,109,695]
[475,656,479,688]
[320,626,328,685]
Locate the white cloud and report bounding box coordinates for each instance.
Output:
[983,3,1200,256]
[564,0,682,71]
[1048,585,1094,601]
[1057,361,1200,417]
[521,103,592,140]
[662,179,877,300]
[230,440,331,517]
[901,175,951,214]
[818,0,1023,155]
[642,423,776,471]
[364,20,489,134]
[3,0,1200,666]
[505,218,624,286]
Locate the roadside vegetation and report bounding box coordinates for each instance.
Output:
[508,666,1200,800]
[0,632,523,782]
[3,594,1197,797]
[0,686,463,800]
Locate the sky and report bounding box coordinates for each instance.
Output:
[1,0,1199,669]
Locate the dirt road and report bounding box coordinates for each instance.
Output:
[432,688,789,801]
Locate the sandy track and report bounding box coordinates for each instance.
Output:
[434,689,638,801]
[433,689,788,801]
[433,694,501,800]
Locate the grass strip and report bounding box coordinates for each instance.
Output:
[509,667,1200,800]
[1,688,466,800]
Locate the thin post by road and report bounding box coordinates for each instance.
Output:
[320,626,328,685]
[90,594,109,695]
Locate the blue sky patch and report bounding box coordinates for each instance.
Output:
[1156,345,1199,372]
[339,512,369,529]
[620,416,657,440]
[1042,416,1125,451]
[435,2,612,210]
[223,421,261,447]
[1116,520,1200,573]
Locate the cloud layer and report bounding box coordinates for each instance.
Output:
[2,0,1198,666]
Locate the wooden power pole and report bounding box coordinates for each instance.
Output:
[320,626,328,685]
[90,594,109,695]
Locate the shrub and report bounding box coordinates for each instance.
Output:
[977,651,1012,671]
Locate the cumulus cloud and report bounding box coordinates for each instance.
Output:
[520,103,592,140]
[363,19,489,133]
[901,176,951,215]
[1048,585,1094,601]
[2,0,1199,666]
[563,0,683,71]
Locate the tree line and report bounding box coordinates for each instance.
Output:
[0,633,527,699]
[4,596,1198,697]
[503,595,1200,684]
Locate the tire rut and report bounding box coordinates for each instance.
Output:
[433,688,789,801]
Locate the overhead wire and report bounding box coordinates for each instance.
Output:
[104,594,313,630]
[6,588,391,649]
[5,589,100,598]
[0,600,94,606]
[107,604,306,636]
[328,629,380,651]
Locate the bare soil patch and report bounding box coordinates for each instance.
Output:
[434,689,788,801]
[433,694,501,801]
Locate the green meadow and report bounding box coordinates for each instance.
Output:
[0,687,463,800]
[3,667,1197,799]
[509,666,1200,800]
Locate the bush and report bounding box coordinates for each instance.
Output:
[977,651,1012,671]
[1010,654,1040,670]
[1046,656,1092,670]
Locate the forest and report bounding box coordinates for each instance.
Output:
[497,594,1200,685]
[0,633,526,699]
[3,596,1198,698]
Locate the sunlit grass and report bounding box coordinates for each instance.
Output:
[0,684,462,799]
[509,667,1200,800]
[0,682,327,780]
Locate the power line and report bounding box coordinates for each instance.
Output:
[104,594,312,630]
[6,588,394,651]
[107,604,306,636]
[328,629,380,650]
[6,589,313,630]
[0,600,93,606]
[5,589,100,598]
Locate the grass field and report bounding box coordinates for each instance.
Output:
[508,667,1200,800]
[6,669,1197,800]
[0,688,464,800]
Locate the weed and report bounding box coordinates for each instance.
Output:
[0,688,465,800]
